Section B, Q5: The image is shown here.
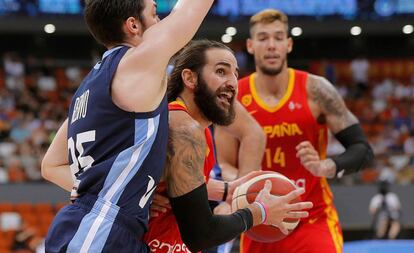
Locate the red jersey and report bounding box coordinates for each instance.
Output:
[238,69,342,252]
[143,100,215,253]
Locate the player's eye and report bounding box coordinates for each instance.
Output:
[216,68,225,75]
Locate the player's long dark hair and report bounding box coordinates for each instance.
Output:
[167,40,234,102]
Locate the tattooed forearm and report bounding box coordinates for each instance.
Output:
[307,75,358,133]
[166,124,207,198]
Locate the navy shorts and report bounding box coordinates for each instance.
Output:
[45,194,148,253]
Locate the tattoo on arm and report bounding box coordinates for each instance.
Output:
[308,75,358,133]
[166,124,206,198]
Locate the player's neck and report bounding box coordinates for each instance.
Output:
[255,67,290,98]
[177,95,211,128]
[107,36,143,49]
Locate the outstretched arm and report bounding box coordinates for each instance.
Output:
[116,0,215,112]
[297,75,374,178]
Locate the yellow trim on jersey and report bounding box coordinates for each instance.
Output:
[318,128,327,160]
[240,233,245,253]
[169,99,187,109]
[321,178,343,253]
[249,68,295,113]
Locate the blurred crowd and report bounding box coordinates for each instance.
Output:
[320,57,414,185]
[0,52,84,184]
[1,51,414,186]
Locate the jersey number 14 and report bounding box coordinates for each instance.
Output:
[265,147,286,169]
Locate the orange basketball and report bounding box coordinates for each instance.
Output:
[231,171,300,243]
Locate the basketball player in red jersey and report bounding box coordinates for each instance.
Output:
[143,40,313,253]
[215,9,374,253]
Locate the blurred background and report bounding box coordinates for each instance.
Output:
[0,0,413,252]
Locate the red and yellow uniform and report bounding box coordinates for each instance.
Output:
[143,100,216,253]
[238,69,343,253]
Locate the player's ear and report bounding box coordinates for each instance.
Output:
[287,37,293,54]
[246,38,254,55]
[124,17,142,36]
[181,69,197,90]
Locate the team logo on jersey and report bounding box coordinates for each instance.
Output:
[288,101,302,111]
[139,175,157,208]
[241,94,252,107]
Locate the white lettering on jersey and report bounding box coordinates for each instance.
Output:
[148,239,191,253]
[71,89,90,124]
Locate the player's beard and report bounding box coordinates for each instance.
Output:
[259,57,286,76]
[194,75,236,126]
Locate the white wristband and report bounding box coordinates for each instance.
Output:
[253,201,266,224]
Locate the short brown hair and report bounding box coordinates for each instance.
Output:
[249,9,289,37]
[84,0,145,47]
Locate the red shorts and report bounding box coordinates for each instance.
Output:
[240,210,343,253]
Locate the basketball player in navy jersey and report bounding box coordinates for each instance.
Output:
[41,0,216,252]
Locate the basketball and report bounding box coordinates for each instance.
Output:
[231,171,301,243]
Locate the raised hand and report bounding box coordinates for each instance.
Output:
[255,180,313,235]
[296,141,336,178]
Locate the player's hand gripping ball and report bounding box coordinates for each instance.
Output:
[232,171,301,242]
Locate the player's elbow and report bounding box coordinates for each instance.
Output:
[249,121,266,148]
[366,143,375,165]
[40,158,52,182]
[256,128,266,150]
[181,231,207,253]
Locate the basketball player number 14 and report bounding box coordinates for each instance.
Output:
[265,147,286,168]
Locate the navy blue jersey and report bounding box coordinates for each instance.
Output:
[45,46,168,252]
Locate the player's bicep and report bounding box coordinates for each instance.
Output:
[308,75,358,134]
[166,122,207,198]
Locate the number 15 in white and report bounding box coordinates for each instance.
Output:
[68,130,96,181]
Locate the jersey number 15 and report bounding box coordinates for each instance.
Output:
[68,130,96,180]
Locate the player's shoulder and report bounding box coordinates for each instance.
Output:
[306,73,335,95]
[169,110,204,137]
[238,73,252,87]
[306,72,327,85]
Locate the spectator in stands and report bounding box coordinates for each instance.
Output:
[350,55,370,98]
[10,225,36,253]
[378,158,397,183]
[403,131,414,177]
[3,52,25,95]
[403,130,414,156]
[0,160,8,183]
[323,59,337,84]
[7,157,27,183]
[369,180,401,239]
